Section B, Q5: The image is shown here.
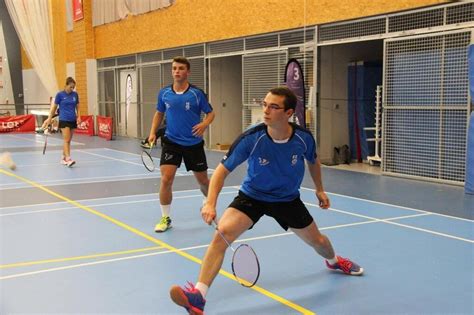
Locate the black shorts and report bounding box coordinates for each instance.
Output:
[58,120,77,129]
[228,191,314,231]
[160,137,208,172]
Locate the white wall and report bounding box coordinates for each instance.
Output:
[86,59,98,116]
[22,68,50,104]
[319,40,383,163]
[66,62,75,80]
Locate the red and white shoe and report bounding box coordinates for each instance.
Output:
[326,256,364,276]
[61,157,75,167]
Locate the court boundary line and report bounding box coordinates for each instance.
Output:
[0,191,237,217]
[301,187,473,222]
[0,148,199,189]
[0,246,164,269]
[0,187,239,210]
[103,148,217,172]
[0,173,167,190]
[304,202,474,243]
[0,168,315,315]
[5,133,85,146]
[4,185,470,243]
[12,158,144,168]
[0,213,436,277]
[77,149,147,167]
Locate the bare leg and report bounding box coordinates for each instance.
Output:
[61,127,72,158]
[292,221,364,276]
[291,221,335,260]
[193,170,209,197]
[159,164,178,205]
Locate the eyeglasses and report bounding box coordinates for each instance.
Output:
[261,102,284,111]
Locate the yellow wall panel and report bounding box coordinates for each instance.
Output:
[52,0,66,90]
[70,0,94,115]
[94,0,449,58]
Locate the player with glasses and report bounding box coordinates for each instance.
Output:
[169,86,363,314]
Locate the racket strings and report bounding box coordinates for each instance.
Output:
[141,151,155,172]
[213,221,260,287]
[232,244,260,287]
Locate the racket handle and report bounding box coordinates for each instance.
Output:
[212,220,235,252]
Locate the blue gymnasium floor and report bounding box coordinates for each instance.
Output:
[0,133,473,314]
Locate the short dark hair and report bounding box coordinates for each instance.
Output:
[65,77,76,86]
[172,56,190,70]
[269,86,297,111]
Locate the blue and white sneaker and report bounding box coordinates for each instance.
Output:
[170,282,206,315]
[326,256,364,276]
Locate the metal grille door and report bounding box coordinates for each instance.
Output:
[139,65,161,138]
[242,51,288,130]
[382,30,472,184]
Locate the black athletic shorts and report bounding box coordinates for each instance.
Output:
[160,136,208,172]
[58,120,77,129]
[228,191,314,231]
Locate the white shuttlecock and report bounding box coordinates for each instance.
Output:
[0,152,16,170]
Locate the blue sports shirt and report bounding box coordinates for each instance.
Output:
[222,123,317,202]
[157,85,213,146]
[55,91,79,122]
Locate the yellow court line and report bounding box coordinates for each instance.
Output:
[0,246,163,269]
[0,169,315,315]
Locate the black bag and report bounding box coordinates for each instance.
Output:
[333,145,351,165]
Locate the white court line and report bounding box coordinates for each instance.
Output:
[103,148,145,157]
[0,212,439,281]
[6,134,84,146]
[5,134,50,145]
[0,186,240,210]
[0,249,168,280]
[14,158,139,168]
[0,214,398,280]
[4,174,470,243]
[304,201,474,243]
[0,191,238,217]
[77,149,144,167]
[103,148,216,172]
[0,173,163,190]
[231,213,431,243]
[301,187,474,223]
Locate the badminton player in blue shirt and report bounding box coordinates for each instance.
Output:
[148,57,215,233]
[44,77,80,167]
[170,86,363,314]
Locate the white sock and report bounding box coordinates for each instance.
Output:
[161,204,171,217]
[327,256,339,265]
[195,282,208,297]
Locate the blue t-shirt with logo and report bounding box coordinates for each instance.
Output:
[222,123,317,202]
[156,85,213,146]
[55,91,79,122]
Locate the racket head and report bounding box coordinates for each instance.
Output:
[231,244,260,287]
[141,149,155,172]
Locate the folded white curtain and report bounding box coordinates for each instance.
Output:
[5,0,58,98]
[93,0,173,26]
